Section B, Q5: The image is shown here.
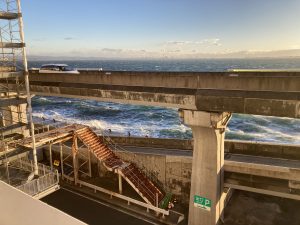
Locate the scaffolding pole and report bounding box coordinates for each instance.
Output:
[16,0,38,175]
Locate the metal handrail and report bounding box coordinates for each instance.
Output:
[17,171,59,196]
[5,157,60,197]
[76,179,169,216]
[122,164,157,204]
[94,129,163,190]
[32,116,168,195]
[10,156,53,174]
[76,128,158,204]
[101,129,167,192]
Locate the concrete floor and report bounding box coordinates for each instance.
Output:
[224,190,300,225]
[42,188,156,225]
[0,166,30,186]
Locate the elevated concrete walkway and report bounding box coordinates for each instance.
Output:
[24,70,300,118]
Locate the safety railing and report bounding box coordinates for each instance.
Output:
[10,156,52,175]
[120,166,157,206]
[78,127,167,199]
[10,157,59,197]
[101,129,168,193]
[32,115,169,197]
[32,116,69,134]
[76,179,169,217]
[17,172,59,197]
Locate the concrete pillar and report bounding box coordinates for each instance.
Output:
[181,110,231,225]
[118,173,123,194]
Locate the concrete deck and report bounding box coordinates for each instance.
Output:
[9,70,300,118]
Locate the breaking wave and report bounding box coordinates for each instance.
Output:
[32,96,300,144]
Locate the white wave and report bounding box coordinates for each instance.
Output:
[32,112,48,118]
[38,97,51,102]
[258,125,300,142]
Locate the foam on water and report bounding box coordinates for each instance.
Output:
[31,95,300,144]
[29,59,300,144]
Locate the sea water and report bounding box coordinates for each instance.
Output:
[29,58,300,144]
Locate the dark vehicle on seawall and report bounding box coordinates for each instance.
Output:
[38,64,80,74]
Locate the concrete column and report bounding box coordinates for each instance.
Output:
[118,173,123,194]
[181,110,231,225]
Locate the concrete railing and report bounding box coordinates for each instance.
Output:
[76,179,169,217]
[61,175,170,217]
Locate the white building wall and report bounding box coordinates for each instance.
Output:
[0,181,86,225]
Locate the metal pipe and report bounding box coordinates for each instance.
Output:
[49,144,53,171]
[16,0,38,175]
[5,145,10,184]
[60,142,64,180]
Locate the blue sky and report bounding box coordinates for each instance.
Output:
[22,0,300,58]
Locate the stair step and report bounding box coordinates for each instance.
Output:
[88,142,101,148]
[102,152,114,160]
[76,126,167,206]
[78,132,96,139]
[76,129,90,136]
[96,152,110,159]
[82,135,98,142]
[94,147,108,154]
[99,151,112,160]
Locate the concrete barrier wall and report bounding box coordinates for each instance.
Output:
[0,181,86,225]
[108,136,300,160]
[98,151,192,205]
[44,138,300,205]
[224,140,300,159]
[45,145,192,205]
[108,136,193,150]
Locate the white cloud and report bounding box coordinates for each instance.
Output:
[64,37,76,40]
[166,41,191,45]
[165,38,221,46]
[101,48,123,53]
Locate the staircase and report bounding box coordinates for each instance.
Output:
[75,126,166,207]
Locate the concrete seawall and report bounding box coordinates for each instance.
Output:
[43,144,192,205]
[108,136,300,160]
[43,137,300,206]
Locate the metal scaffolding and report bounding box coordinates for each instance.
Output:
[0,0,38,175]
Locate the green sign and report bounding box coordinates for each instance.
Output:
[194,195,211,211]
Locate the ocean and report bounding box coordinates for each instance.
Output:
[29,58,300,145]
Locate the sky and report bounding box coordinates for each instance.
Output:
[22,0,300,59]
